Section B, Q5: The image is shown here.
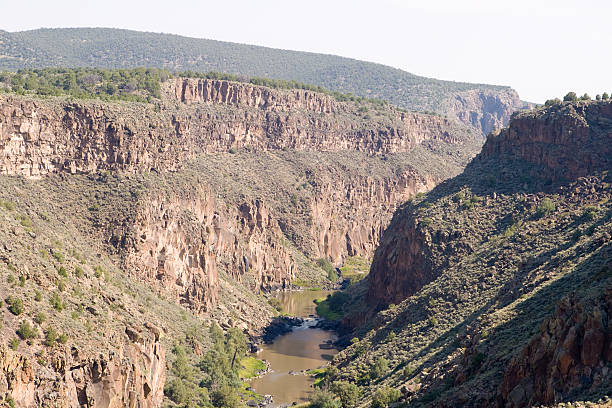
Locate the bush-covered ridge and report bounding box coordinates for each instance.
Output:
[0,67,397,109]
[0,28,513,114]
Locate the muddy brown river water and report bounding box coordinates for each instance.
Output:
[249,290,338,406]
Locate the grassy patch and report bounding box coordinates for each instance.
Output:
[339,256,371,282]
[238,356,266,379]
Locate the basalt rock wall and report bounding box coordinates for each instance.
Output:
[0,327,164,408]
[0,80,470,178]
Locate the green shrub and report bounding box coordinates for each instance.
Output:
[403,364,415,378]
[310,389,341,408]
[371,386,401,408]
[19,215,32,229]
[50,292,64,311]
[582,206,599,221]
[316,258,336,282]
[563,92,578,102]
[52,250,65,263]
[536,198,555,217]
[9,338,19,351]
[18,275,25,287]
[44,328,58,346]
[332,381,360,408]
[34,290,42,302]
[6,296,24,315]
[94,266,103,278]
[58,333,68,344]
[17,321,38,340]
[57,280,66,292]
[268,298,282,312]
[34,312,46,324]
[210,384,241,408]
[74,266,84,278]
[453,192,465,203]
[370,357,389,380]
[58,266,68,277]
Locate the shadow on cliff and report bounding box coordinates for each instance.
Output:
[395,240,611,407]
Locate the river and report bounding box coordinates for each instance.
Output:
[249,290,338,406]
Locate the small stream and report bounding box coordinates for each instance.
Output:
[249,290,338,406]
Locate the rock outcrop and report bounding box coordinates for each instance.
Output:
[0,327,165,408]
[500,288,612,407]
[481,100,612,182]
[309,169,438,265]
[367,100,612,308]
[116,187,294,313]
[0,80,472,178]
[445,88,524,137]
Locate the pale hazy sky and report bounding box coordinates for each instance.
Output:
[3,0,611,102]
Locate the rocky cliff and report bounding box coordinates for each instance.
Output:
[330,100,612,407]
[0,79,482,407]
[0,322,164,408]
[0,80,478,314]
[0,79,471,178]
[500,288,612,407]
[481,100,612,181]
[368,100,612,307]
[444,88,525,137]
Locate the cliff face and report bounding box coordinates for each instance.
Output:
[368,100,612,308]
[0,80,481,407]
[115,187,294,314]
[0,327,164,408]
[0,81,477,313]
[500,288,612,407]
[337,100,612,407]
[445,88,524,137]
[0,80,470,178]
[309,169,438,265]
[482,101,612,181]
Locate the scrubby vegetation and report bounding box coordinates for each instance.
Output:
[0,28,513,114]
[0,67,168,102]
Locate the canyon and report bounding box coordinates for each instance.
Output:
[0,77,479,406]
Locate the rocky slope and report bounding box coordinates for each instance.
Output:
[327,100,612,407]
[0,78,479,406]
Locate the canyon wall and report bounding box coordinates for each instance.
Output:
[481,100,612,181]
[0,81,477,315]
[0,80,470,178]
[0,327,164,408]
[114,187,294,314]
[368,100,612,309]
[445,88,524,137]
[309,169,438,265]
[500,288,612,407]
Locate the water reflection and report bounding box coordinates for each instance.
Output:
[249,291,337,406]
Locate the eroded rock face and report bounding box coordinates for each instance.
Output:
[0,82,470,178]
[310,170,438,264]
[0,327,165,408]
[445,88,524,137]
[366,207,437,306]
[499,288,612,407]
[173,77,339,114]
[116,188,294,313]
[481,101,612,181]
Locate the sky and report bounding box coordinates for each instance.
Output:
[3,0,611,103]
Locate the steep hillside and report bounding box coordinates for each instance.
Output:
[0,73,479,406]
[0,28,524,135]
[325,100,612,407]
